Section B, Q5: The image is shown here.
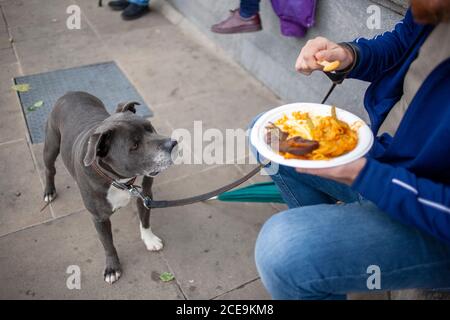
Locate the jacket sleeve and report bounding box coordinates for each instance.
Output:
[352,158,450,244]
[347,9,419,82]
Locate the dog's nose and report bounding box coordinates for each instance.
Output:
[162,139,178,152]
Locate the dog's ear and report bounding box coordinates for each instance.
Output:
[116,101,140,114]
[83,129,113,167]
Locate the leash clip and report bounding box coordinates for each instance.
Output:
[142,197,153,210]
[111,181,153,209]
[127,185,142,197]
[126,185,153,210]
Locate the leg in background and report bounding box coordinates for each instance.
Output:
[211,0,262,34]
[108,0,129,11]
[128,0,148,5]
[122,0,150,20]
[239,0,261,18]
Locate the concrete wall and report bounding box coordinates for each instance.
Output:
[165,0,405,121]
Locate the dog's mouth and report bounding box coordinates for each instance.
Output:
[144,162,172,177]
[145,170,160,177]
[143,152,173,177]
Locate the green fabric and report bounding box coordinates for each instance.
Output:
[217,182,285,203]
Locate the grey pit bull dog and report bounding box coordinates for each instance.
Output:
[43,91,177,284]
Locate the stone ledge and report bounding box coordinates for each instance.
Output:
[371,0,408,15]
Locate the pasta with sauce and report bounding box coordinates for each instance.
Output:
[270,107,358,160]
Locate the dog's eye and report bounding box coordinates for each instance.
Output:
[144,124,154,133]
[130,142,139,151]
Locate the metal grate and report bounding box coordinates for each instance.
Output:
[14,61,152,143]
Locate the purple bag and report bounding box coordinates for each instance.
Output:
[271,0,317,37]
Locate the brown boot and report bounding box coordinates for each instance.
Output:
[211,9,262,34]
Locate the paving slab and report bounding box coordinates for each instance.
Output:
[1,0,76,29]
[143,115,190,185]
[156,163,221,187]
[102,26,216,106]
[3,0,87,43]
[75,0,172,35]
[14,27,109,75]
[153,89,280,163]
[0,209,185,299]
[0,48,19,94]
[0,140,52,237]
[150,165,277,299]
[347,292,390,300]
[150,201,276,300]
[268,202,288,213]
[8,17,89,43]
[0,8,6,32]
[214,279,271,300]
[0,47,16,66]
[102,24,198,65]
[158,87,280,131]
[0,88,28,144]
[103,23,281,109]
[0,24,11,50]
[0,48,28,144]
[154,164,263,199]
[390,289,450,300]
[0,103,28,144]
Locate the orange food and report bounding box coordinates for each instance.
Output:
[271,107,358,160]
[318,60,341,72]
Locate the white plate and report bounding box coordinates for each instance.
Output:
[250,103,374,169]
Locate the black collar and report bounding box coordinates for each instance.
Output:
[91,160,137,187]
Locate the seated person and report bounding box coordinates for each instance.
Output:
[252,0,450,299]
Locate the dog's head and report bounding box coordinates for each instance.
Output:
[83,101,177,178]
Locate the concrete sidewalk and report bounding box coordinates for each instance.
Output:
[0,0,285,299]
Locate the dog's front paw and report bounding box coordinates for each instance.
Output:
[140,224,164,251]
[43,187,57,203]
[143,234,163,251]
[104,258,122,284]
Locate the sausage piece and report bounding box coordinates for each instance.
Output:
[265,123,319,156]
[279,136,319,156]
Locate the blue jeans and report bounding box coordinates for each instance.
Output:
[249,115,450,299]
[240,0,260,18]
[128,0,149,6]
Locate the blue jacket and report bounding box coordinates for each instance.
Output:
[349,9,450,244]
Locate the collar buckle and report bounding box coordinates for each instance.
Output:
[111,182,153,209]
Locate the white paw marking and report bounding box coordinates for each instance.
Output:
[44,193,56,203]
[140,223,163,251]
[104,271,121,284]
[106,179,132,211]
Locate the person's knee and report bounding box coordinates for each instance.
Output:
[256,209,312,268]
[255,206,345,298]
[255,209,317,292]
[255,212,287,274]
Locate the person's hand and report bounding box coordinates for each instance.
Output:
[296,158,367,185]
[295,37,354,75]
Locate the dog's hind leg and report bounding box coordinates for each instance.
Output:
[137,176,163,251]
[43,120,60,203]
